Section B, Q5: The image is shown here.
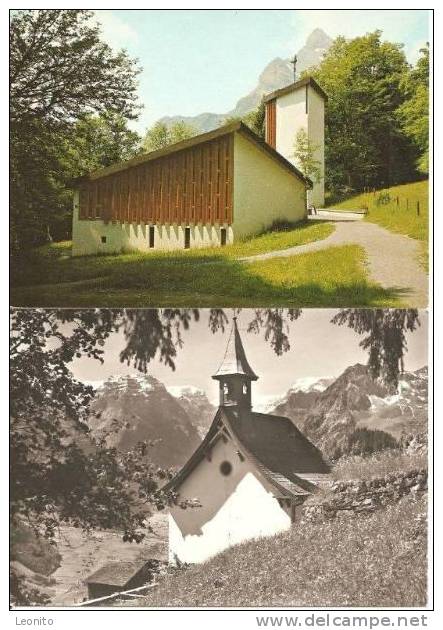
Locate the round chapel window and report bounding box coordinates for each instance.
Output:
[220,461,232,476]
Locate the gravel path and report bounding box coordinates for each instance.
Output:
[241,211,428,307]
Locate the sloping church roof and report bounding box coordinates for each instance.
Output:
[74,120,312,187]
[212,318,258,381]
[163,319,330,501]
[163,406,330,500]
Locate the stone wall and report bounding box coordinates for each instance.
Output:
[303,469,427,522]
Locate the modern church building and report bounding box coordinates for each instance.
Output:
[72,77,326,256]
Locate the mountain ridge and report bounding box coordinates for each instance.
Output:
[84,362,427,468]
[159,28,332,133]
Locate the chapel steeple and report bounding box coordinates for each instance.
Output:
[212,317,258,409]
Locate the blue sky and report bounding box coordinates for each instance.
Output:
[94,9,431,134]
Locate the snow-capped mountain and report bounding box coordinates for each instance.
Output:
[256,376,334,413]
[270,365,428,459]
[84,363,427,467]
[87,374,202,467]
[167,385,216,438]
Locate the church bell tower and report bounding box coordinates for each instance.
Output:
[212,317,258,410]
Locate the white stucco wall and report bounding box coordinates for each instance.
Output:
[168,436,291,565]
[274,85,325,207]
[306,89,325,207]
[232,134,307,240]
[71,192,233,256]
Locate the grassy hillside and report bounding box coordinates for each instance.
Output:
[128,450,427,608]
[12,242,400,308]
[11,523,61,576]
[332,449,428,481]
[131,494,426,608]
[329,181,429,269]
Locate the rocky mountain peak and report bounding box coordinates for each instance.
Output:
[257,57,292,87]
[160,28,333,133]
[304,27,332,49]
[88,374,202,467]
[270,363,428,460]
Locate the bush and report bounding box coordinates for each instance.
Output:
[375,191,391,206]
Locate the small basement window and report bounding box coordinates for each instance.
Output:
[184,226,191,249]
[220,228,227,246]
[220,461,232,476]
[101,236,107,244]
[149,226,155,248]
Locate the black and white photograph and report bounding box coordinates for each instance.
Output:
[10,308,428,608]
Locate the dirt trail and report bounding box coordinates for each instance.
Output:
[241,212,428,307]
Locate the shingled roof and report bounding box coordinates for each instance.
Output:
[163,406,330,500]
[212,318,258,381]
[85,561,147,587]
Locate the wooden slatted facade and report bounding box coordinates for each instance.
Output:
[265,99,276,149]
[78,134,234,226]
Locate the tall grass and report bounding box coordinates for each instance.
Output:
[131,494,427,608]
[328,181,429,270]
[332,449,428,481]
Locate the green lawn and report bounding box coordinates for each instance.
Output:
[12,241,402,307]
[219,219,334,258]
[329,180,429,269]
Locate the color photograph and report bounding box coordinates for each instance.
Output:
[10,9,430,308]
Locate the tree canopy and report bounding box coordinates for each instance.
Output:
[142,120,198,153]
[307,31,428,195]
[10,10,142,254]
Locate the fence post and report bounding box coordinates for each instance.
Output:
[396,196,399,208]
[417,201,420,216]
[406,199,409,211]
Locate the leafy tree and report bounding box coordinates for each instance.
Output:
[169,121,198,144]
[397,45,429,174]
[62,113,142,175]
[10,308,178,604]
[10,10,140,126]
[10,10,141,254]
[142,121,171,152]
[143,120,197,153]
[224,97,266,138]
[292,128,321,183]
[308,31,417,194]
